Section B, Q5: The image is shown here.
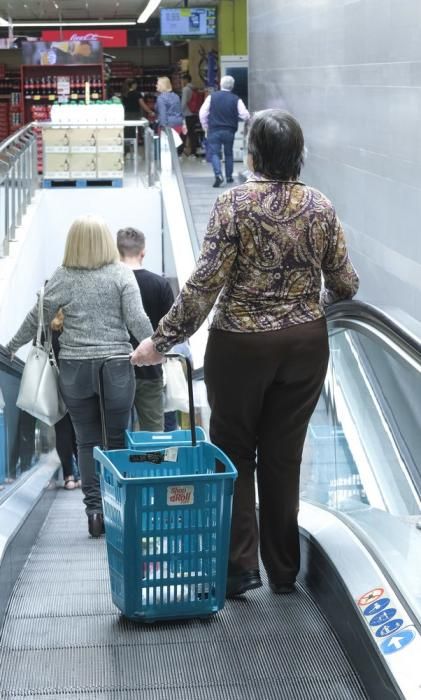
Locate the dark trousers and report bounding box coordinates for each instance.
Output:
[204,319,329,584]
[59,358,135,515]
[207,128,235,179]
[54,413,78,479]
[185,114,201,154]
[9,410,35,478]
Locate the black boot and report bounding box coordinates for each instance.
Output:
[88,513,105,538]
[226,569,262,598]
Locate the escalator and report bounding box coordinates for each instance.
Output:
[0,301,420,699]
[0,129,420,699]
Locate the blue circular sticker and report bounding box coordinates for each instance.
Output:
[381,628,416,655]
[370,608,397,626]
[364,598,390,616]
[375,619,404,638]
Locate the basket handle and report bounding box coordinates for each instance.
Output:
[98,352,197,451]
[165,353,196,448]
[98,355,131,452]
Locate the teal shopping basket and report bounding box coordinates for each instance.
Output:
[95,354,237,622]
[125,426,207,449]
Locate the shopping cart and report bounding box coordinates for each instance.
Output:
[94,354,237,622]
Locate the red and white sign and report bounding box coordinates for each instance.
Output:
[41,29,127,47]
[357,587,385,607]
[167,485,194,506]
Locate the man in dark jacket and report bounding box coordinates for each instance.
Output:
[117,227,174,431]
[199,75,250,187]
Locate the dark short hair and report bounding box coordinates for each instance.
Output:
[116,227,145,257]
[247,109,304,181]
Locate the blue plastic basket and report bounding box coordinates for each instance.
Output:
[94,442,237,621]
[125,426,207,449]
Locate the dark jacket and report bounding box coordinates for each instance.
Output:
[208,91,240,133]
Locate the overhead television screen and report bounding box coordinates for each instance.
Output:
[22,40,103,65]
[160,7,217,40]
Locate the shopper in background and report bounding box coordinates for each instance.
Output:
[117,227,174,431]
[121,78,154,155]
[155,76,185,155]
[180,72,201,157]
[130,109,359,598]
[6,215,152,538]
[199,75,250,187]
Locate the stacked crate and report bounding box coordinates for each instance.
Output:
[31,103,52,173]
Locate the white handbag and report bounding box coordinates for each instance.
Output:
[16,286,67,426]
[163,357,190,413]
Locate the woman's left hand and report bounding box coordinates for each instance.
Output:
[130,337,165,366]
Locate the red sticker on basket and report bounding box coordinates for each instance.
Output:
[167,485,194,506]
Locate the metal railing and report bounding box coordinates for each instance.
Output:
[0,123,39,258]
[143,125,161,187]
[0,119,162,259]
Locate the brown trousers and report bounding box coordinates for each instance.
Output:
[204,318,329,585]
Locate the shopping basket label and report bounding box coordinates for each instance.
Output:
[129,451,165,464]
[164,447,178,462]
[167,485,194,506]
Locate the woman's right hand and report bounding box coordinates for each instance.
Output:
[130,337,164,366]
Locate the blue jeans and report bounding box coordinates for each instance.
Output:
[59,358,135,515]
[208,128,235,179]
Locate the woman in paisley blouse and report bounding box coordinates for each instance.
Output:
[131,109,359,598]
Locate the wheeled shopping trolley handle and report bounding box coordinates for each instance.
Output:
[98,352,197,451]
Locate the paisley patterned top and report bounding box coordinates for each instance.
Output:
[152,174,359,353]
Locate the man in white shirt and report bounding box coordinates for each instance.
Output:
[199,75,250,187]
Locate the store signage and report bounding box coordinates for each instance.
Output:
[41,29,128,48]
[22,40,103,65]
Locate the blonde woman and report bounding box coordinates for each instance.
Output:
[155,76,184,140]
[6,215,152,537]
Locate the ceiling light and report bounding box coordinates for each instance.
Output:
[13,20,137,27]
[137,0,161,23]
[53,2,59,8]
[0,17,9,26]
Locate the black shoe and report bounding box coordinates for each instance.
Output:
[269,581,295,594]
[226,177,234,183]
[226,569,263,598]
[212,175,224,188]
[88,513,105,538]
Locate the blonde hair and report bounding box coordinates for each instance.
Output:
[157,76,172,92]
[62,215,119,269]
[51,308,64,332]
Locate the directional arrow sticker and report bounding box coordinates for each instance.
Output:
[380,627,416,655]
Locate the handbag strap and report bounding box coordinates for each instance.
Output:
[35,285,45,348]
[36,285,52,353]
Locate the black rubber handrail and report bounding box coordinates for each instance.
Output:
[325,299,421,364]
[0,344,24,373]
[192,300,421,380]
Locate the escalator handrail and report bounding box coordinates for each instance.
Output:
[192,300,420,379]
[0,344,24,373]
[163,127,201,261]
[325,299,421,367]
